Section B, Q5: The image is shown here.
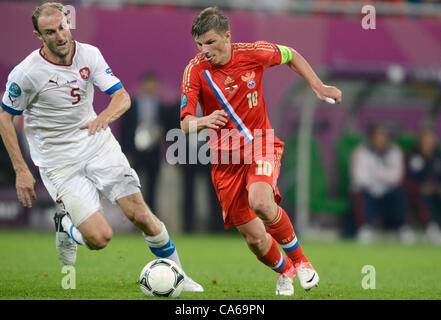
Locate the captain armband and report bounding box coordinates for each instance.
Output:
[277,45,293,64]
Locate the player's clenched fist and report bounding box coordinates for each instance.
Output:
[202,110,228,130]
[313,84,342,104]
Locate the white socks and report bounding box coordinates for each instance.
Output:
[61,216,181,266]
[143,222,182,269]
[61,215,88,248]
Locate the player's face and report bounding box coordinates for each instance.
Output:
[371,129,389,152]
[419,131,436,155]
[195,29,231,66]
[35,10,73,60]
[141,78,160,96]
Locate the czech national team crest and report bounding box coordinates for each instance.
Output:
[241,71,256,89]
[79,67,90,80]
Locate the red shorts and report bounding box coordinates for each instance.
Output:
[211,143,284,229]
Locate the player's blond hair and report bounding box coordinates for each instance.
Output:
[32,2,67,34]
[191,7,230,38]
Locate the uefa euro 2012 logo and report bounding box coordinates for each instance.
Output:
[8,82,21,98]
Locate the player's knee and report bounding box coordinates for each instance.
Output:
[249,197,274,219]
[87,228,113,250]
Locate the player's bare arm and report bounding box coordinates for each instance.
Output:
[0,109,37,208]
[180,109,228,134]
[79,87,131,136]
[286,47,342,104]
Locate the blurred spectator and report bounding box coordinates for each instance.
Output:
[120,72,166,213]
[350,124,414,244]
[182,104,223,233]
[229,0,289,12]
[0,115,30,187]
[404,128,441,244]
[0,140,15,186]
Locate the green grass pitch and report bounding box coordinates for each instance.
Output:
[0,230,440,300]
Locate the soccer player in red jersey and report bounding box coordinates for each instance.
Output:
[180,7,342,296]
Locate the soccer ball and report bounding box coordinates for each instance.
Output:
[139,258,185,298]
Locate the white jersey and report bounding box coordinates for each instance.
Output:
[1,41,122,168]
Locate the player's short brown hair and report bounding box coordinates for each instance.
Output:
[191,7,230,38]
[32,2,67,34]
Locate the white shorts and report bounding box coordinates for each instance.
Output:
[39,141,141,227]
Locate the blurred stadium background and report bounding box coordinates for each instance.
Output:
[1,0,441,241]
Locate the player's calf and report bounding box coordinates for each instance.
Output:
[118,192,162,236]
[125,205,158,233]
[241,227,270,256]
[236,218,271,255]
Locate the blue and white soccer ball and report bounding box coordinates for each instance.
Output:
[139,258,185,298]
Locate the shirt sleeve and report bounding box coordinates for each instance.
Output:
[180,61,201,121]
[251,41,293,69]
[1,67,36,115]
[350,145,371,190]
[91,47,123,95]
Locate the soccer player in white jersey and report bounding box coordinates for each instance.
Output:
[0,2,202,292]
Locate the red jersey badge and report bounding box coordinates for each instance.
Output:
[241,71,256,89]
[79,67,90,80]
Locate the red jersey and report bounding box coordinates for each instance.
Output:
[180,41,291,153]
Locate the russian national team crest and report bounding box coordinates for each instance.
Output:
[79,67,90,80]
[241,71,256,89]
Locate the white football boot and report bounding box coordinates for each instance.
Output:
[182,273,204,292]
[295,261,319,291]
[357,225,375,245]
[276,265,295,296]
[399,225,417,245]
[54,211,77,265]
[426,222,441,245]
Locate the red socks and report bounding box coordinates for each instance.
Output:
[264,207,308,264]
[257,236,292,273]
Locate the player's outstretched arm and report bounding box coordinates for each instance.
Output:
[80,87,131,136]
[0,109,37,208]
[180,110,228,135]
[286,48,342,104]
